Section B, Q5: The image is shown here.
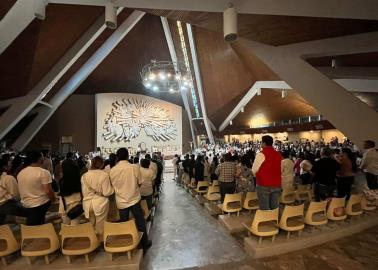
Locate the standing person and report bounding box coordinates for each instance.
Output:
[336,148,357,199]
[103,153,117,174]
[281,150,295,190]
[110,148,152,253]
[209,155,219,181]
[194,155,205,183]
[81,156,114,238]
[252,135,282,210]
[17,151,55,225]
[41,149,58,192]
[139,158,155,210]
[61,152,81,191]
[236,155,254,194]
[312,147,340,201]
[0,158,27,224]
[203,156,210,181]
[360,140,378,190]
[216,153,237,202]
[299,152,313,185]
[182,154,191,185]
[172,154,178,181]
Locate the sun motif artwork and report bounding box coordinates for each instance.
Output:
[102,98,178,142]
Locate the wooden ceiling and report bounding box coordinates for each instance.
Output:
[142,9,378,46]
[0,4,103,100]
[0,0,15,20]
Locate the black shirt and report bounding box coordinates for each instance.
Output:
[312,157,340,186]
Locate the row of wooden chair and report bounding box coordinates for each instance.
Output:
[242,195,376,244]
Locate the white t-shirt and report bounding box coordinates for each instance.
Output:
[0,172,19,205]
[17,166,52,208]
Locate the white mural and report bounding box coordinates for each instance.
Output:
[96,93,182,155]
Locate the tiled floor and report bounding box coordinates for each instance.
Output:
[142,173,378,270]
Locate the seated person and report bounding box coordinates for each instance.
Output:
[0,158,27,224]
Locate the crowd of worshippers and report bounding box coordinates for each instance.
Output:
[172,136,378,210]
[0,148,165,253]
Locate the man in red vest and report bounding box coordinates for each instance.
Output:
[252,135,282,210]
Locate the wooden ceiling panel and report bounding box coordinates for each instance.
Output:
[0,4,103,100]
[142,9,378,46]
[0,0,16,20]
[224,89,318,131]
[193,26,254,126]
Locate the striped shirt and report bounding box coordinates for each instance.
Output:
[216,162,236,183]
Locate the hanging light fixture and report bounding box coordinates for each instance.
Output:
[140,60,192,93]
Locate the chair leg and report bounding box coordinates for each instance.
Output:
[26,257,32,265]
[66,255,71,264]
[272,234,276,242]
[237,211,240,217]
[85,254,90,263]
[127,251,131,260]
[286,231,291,239]
[298,230,303,237]
[258,237,262,245]
[1,257,7,266]
[44,255,50,265]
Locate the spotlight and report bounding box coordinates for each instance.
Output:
[241,107,244,113]
[145,82,152,88]
[223,2,238,42]
[175,74,181,80]
[257,88,262,96]
[167,72,172,78]
[230,120,233,125]
[105,2,117,29]
[169,88,175,93]
[159,72,166,80]
[281,90,287,99]
[149,73,156,81]
[34,0,47,20]
[152,85,159,91]
[331,59,338,69]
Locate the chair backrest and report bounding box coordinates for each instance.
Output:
[251,208,279,234]
[0,224,19,256]
[243,192,258,208]
[281,187,296,203]
[361,195,376,211]
[207,185,220,195]
[196,181,209,191]
[212,180,219,187]
[104,220,140,249]
[297,184,311,192]
[61,223,98,252]
[223,192,242,211]
[140,200,150,220]
[346,194,363,214]
[21,223,60,252]
[279,204,304,226]
[327,197,347,220]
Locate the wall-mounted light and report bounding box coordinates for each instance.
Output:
[223,2,238,42]
[241,107,244,113]
[230,120,233,126]
[257,88,262,96]
[34,0,47,20]
[281,90,287,98]
[105,2,117,29]
[331,58,338,69]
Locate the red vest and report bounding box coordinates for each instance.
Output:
[256,146,282,187]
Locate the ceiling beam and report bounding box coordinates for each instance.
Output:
[316,67,378,80]
[0,0,36,55]
[186,23,214,144]
[49,0,378,20]
[12,10,145,151]
[0,8,124,141]
[160,16,197,149]
[219,79,378,132]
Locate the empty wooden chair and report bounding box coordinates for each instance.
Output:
[242,192,259,214]
[326,197,347,221]
[243,208,279,244]
[304,201,328,229]
[361,195,376,211]
[295,184,312,202]
[0,225,20,266]
[61,223,99,263]
[103,220,142,261]
[195,181,209,195]
[219,193,242,216]
[346,194,363,216]
[280,188,296,204]
[279,204,305,238]
[141,200,150,220]
[21,223,60,265]
[204,185,221,202]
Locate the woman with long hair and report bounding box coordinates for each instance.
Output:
[336,148,357,199]
[209,155,219,181]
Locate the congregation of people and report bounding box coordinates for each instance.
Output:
[173,136,378,211]
[0,147,167,253]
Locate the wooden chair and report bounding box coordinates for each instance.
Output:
[346,194,363,216]
[21,223,60,265]
[218,193,242,216]
[295,184,312,202]
[212,180,219,187]
[0,225,20,266]
[103,220,142,261]
[304,201,328,230]
[280,188,296,204]
[195,181,209,195]
[361,195,376,211]
[61,223,99,263]
[242,192,259,214]
[204,185,221,202]
[326,197,347,221]
[242,208,279,244]
[279,204,305,238]
[141,200,150,220]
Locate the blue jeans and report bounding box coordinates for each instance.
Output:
[256,186,281,210]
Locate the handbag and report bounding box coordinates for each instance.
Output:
[62,193,84,220]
